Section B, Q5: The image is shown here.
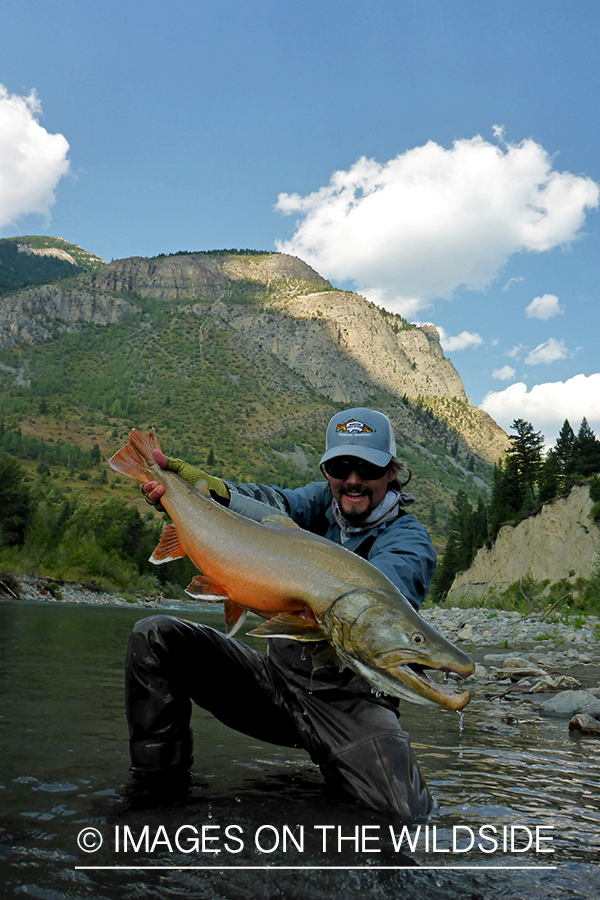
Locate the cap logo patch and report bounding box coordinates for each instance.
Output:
[335,419,374,435]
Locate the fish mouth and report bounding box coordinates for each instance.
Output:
[371,647,475,710]
[337,648,474,711]
[390,661,473,711]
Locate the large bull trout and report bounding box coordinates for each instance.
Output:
[110,429,474,710]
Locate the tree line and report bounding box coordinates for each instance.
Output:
[0,454,195,596]
[432,417,600,600]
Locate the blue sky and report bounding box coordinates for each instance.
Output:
[1,0,599,446]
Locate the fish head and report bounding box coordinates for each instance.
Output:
[322,589,475,711]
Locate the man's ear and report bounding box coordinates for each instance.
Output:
[387,464,399,484]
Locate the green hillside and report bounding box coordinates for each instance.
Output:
[0,244,497,594]
[0,295,492,518]
[0,236,106,294]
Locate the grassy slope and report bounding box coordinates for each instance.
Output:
[0,236,106,294]
[0,290,493,551]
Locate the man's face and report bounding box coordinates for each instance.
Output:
[323,457,398,524]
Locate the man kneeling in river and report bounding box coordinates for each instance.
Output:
[126,407,438,819]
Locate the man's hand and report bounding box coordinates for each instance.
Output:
[142,450,230,508]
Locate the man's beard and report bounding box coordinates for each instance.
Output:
[338,488,374,523]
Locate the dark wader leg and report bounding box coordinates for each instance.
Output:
[293,692,434,821]
[126,615,433,820]
[125,614,300,775]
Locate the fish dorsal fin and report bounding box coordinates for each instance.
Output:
[224,600,247,639]
[260,514,301,529]
[185,574,230,601]
[150,523,186,565]
[311,643,344,671]
[248,612,325,641]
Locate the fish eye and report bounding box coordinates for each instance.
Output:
[411,632,425,646]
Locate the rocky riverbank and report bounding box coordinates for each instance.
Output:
[4,572,600,727]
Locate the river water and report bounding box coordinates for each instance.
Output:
[0,599,598,899]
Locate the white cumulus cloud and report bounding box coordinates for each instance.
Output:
[481,374,600,446]
[492,365,516,381]
[435,326,484,352]
[0,84,70,232]
[525,293,564,319]
[525,338,569,365]
[275,133,599,315]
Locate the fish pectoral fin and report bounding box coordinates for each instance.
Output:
[260,514,302,529]
[311,643,344,671]
[224,599,247,638]
[150,523,187,565]
[185,574,230,601]
[247,612,325,641]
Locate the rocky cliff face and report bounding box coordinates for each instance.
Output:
[0,249,508,461]
[87,252,329,300]
[448,483,600,601]
[215,289,468,404]
[0,282,137,348]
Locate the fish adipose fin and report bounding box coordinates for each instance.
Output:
[260,514,301,529]
[185,574,231,600]
[109,428,162,483]
[224,600,247,638]
[248,612,325,640]
[150,523,187,565]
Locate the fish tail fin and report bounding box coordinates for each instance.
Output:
[109,428,162,483]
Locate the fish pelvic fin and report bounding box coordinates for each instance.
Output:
[260,514,301,529]
[224,600,247,638]
[185,574,230,600]
[248,612,325,641]
[150,523,187,565]
[109,428,162,483]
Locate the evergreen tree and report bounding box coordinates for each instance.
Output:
[571,418,600,478]
[538,448,561,503]
[553,419,576,492]
[489,456,526,531]
[431,490,488,600]
[0,455,32,547]
[506,418,544,506]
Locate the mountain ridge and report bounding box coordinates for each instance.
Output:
[0,237,508,546]
[0,239,508,463]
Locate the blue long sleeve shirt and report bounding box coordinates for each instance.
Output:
[226,478,437,696]
[227,480,437,611]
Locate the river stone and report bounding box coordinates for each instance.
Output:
[503,656,542,669]
[568,713,600,735]
[538,690,600,718]
[490,658,548,681]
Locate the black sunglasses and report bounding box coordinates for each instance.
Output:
[322,457,390,481]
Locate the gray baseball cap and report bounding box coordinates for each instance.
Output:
[320,407,397,468]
